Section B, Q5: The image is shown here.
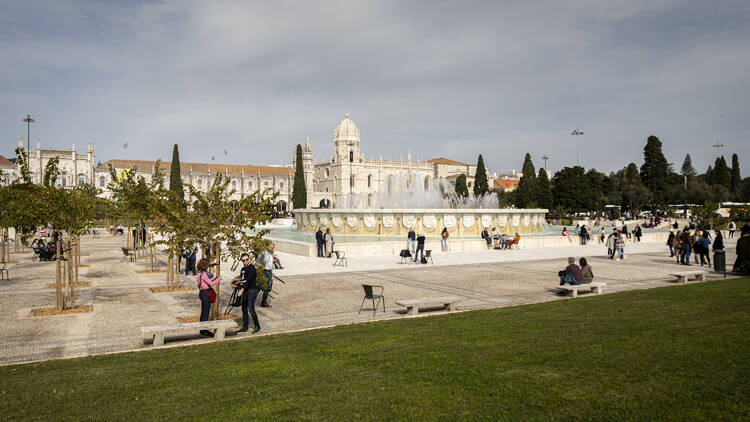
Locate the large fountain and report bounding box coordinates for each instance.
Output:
[294,174,548,237]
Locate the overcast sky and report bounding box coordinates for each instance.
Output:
[1,0,748,176]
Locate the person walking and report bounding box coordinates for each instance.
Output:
[673,230,682,263]
[667,231,675,257]
[196,258,221,337]
[414,233,426,263]
[728,221,736,239]
[621,224,630,241]
[236,253,262,334]
[634,225,642,242]
[580,225,587,245]
[407,228,416,253]
[257,244,276,308]
[441,228,449,252]
[605,230,617,259]
[679,227,692,265]
[315,227,325,257]
[696,232,711,266]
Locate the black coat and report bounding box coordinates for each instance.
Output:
[315,230,324,244]
[240,263,258,290]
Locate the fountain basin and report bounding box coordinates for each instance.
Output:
[293,208,549,236]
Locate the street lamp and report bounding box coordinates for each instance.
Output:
[542,154,549,171]
[571,129,584,166]
[712,141,724,158]
[22,114,35,157]
[347,141,354,196]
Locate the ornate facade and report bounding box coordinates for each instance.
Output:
[294,113,492,208]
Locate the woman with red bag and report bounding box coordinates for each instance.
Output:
[196,258,221,336]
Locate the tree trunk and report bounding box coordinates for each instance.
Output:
[55,240,62,310]
[210,245,221,320]
[67,238,75,309]
[166,255,173,290]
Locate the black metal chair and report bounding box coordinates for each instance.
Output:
[359,284,385,316]
[0,263,8,280]
[120,247,135,263]
[424,249,434,264]
[333,251,347,267]
[399,249,412,264]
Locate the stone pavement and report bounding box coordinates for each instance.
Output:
[0,232,740,365]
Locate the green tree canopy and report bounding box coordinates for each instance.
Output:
[552,166,587,213]
[681,154,696,178]
[712,156,730,188]
[473,154,489,197]
[292,144,307,209]
[640,135,670,205]
[455,174,468,197]
[169,144,184,202]
[536,168,552,210]
[730,153,741,196]
[515,153,538,207]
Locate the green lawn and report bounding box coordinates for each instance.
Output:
[2,279,749,421]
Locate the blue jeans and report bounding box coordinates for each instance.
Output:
[317,243,324,257]
[559,272,581,285]
[261,270,273,305]
[668,245,674,256]
[407,239,416,252]
[617,248,624,259]
[681,248,691,264]
[483,236,491,246]
[414,244,424,262]
[441,238,448,251]
[241,288,261,329]
[199,290,211,322]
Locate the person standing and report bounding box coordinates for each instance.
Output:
[713,230,724,252]
[441,228,449,252]
[236,253,262,334]
[605,230,616,259]
[679,227,692,265]
[407,228,416,253]
[196,258,221,337]
[667,231,675,257]
[325,228,334,258]
[258,244,276,308]
[728,221,736,239]
[696,232,711,266]
[315,227,325,258]
[614,230,625,261]
[414,233,426,262]
[621,224,630,241]
[673,231,682,263]
[634,226,642,242]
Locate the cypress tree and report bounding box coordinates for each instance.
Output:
[730,153,741,195]
[536,168,552,210]
[292,144,307,209]
[169,144,184,201]
[455,174,468,197]
[705,165,714,185]
[713,156,730,188]
[473,154,489,197]
[626,163,641,184]
[515,153,538,207]
[640,135,669,204]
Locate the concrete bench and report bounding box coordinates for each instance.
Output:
[558,282,606,298]
[670,271,707,283]
[396,297,459,315]
[140,320,238,346]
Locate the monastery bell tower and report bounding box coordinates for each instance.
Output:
[333,112,360,163]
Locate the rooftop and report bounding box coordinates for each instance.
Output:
[97,159,294,177]
[426,157,470,166]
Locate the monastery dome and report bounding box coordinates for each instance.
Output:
[334,112,360,142]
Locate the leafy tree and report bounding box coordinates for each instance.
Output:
[551,166,587,213]
[640,135,670,205]
[515,153,538,207]
[473,154,489,197]
[536,168,552,210]
[730,153,741,196]
[585,169,607,211]
[455,174,468,197]
[681,154,696,178]
[169,144,184,202]
[292,144,307,209]
[712,156,730,188]
[626,163,641,184]
[742,177,750,202]
[704,165,713,185]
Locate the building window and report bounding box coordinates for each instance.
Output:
[264,181,269,187]
[350,176,354,188]
[78,175,85,186]
[280,182,284,190]
[325,168,330,178]
[424,176,430,190]
[198,179,202,189]
[367,175,372,188]
[248,181,253,190]
[99,176,105,187]
[349,151,354,163]
[232,180,237,190]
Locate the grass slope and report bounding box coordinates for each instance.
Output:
[1,279,749,421]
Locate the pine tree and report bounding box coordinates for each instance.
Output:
[640,135,669,205]
[705,165,714,185]
[681,154,695,178]
[515,153,538,207]
[473,154,489,197]
[712,156,730,188]
[455,174,468,197]
[169,144,184,201]
[292,144,307,209]
[730,153,741,195]
[536,168,552,209]
[626,163,640,184]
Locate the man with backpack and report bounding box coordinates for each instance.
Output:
[235,252,262,334]
[414,233,426,263]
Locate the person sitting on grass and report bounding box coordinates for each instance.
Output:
[559,257,583,285]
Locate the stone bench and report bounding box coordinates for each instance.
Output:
[558,282,606,298]
[396,297,459,315]
[669,271,707,283]
[140,320,238,346]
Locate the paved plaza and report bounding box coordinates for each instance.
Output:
[0,232,740,365]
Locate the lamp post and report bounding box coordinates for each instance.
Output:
[347,141,354,196]
[712,141,724,158]
[571,129,584,166]
[22,114,35,157]
[542,154,549,171]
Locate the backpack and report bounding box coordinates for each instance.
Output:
[420,256,427,264]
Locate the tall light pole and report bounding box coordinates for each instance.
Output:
[22,114,35,157]
[542,154,549,172]
[571,129,584,166]
[347,141,354,196]
[712,141,724,158]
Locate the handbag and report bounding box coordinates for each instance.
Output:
[199,273,217,303]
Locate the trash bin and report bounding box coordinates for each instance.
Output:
[714,250,726,272]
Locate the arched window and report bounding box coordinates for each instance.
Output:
[197,179,203,189]
[350,175,354,188]
[349,151,354,163]
[367,175,372,188]
[99,176,105,187]
[248,181,253,190]
[78,175,85,186]
[232,180,237,190]
[325,168,330,178]
[424,176,430,190]
[280,182,284,190]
